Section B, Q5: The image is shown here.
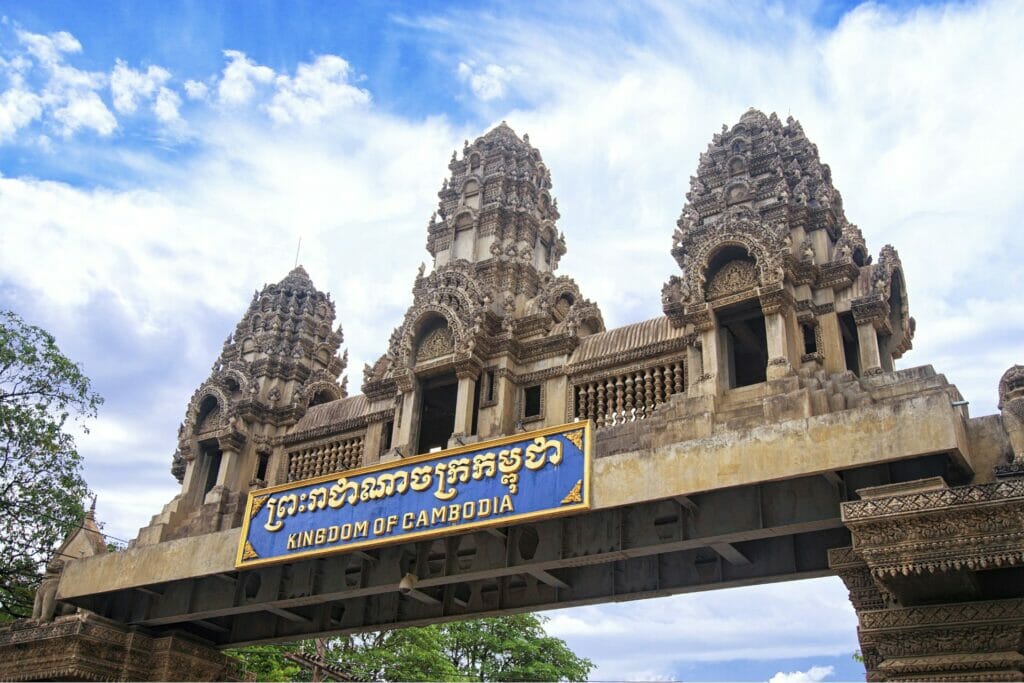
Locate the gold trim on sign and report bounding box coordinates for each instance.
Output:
[240,540,259,562]
[234,420,595,569]
[250,494,269,520]
[565,429,584,451]
[560,479,583,505]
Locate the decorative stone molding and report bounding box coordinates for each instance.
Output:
[706,259,758,300]
[843,479,1024,579]
[0,612,243,681]
[854,599,1024,682]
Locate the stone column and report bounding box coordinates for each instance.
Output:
[760,288,794,380]
[857,321,883,375]
[817,306,845,375]
[764,311,793,379]
[363,420,383,466]
[686,342,703,397]
[394,389,420,457]
[451,372,478,441]
[685,306,722,397]
[699,327,722,396]
[212,449,237,491]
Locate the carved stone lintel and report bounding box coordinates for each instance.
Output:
[758,285,793,316]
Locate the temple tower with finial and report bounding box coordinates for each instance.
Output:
[661,108,914,398]
[142,266,347,543]
[362,121,602,459]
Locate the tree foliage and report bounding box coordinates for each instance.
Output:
[0,310,101,618]
[230,614,593,682]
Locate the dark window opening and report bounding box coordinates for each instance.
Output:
[381,420,393,454]
[852,249,866,267]
[524,385,542,419]
[802,324,818,355]
[471,378,481,436]
[255,452,270,482]
[309,390,334,407]
[839,312,861,376]
[718,299,768,388]
[203,447,223,496]
[417,373,458,454]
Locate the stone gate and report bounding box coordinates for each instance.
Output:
[3,109,1023,682]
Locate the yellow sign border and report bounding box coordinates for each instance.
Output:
[235,420,593,569]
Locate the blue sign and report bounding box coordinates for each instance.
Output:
[236,421,592,568]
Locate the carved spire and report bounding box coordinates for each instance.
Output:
[172,266,347,483]
[426,121,564,272]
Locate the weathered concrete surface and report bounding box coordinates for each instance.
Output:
[593,391,970,509]
[60,527,240,600]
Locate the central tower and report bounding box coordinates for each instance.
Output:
[362,122,603,459]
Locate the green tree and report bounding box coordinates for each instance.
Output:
[230,614,593,682]
[225,644,303,682]
[0,310,101,619]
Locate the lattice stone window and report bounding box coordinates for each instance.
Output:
[287,435,364,482]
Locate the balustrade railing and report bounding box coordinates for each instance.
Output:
[573,360,685,427]
[288,435,364,481]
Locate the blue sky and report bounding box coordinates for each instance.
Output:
[2,1,1023,680]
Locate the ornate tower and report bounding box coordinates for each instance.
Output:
[662,108,914,397]
[147,266,347,542]
[362,122,602,459]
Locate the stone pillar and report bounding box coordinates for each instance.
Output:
[857,322,883,375]
[363,420,383,466]
[215,450,239,488]
[699,327,722,396]
[395,389,420,457]
[685,306,722,397]
[764,311,793,380]
[451,372,478,441]
[686,342,703,397]
[833,477,1024,681]
[817,307,845,375]
[760,288,794,380]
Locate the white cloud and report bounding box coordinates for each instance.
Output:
[0,87,42,140]
[266,54,370,124]
[545,579,857,680]
[51,89,116,136]
[16,28,81,64]
[153,86,182,123]
[6,28,117,137]
[217,49,275,105]
[457,60,521,100]
[183,79,209,100]
[110,60,171,114]
[769,665,836,683]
